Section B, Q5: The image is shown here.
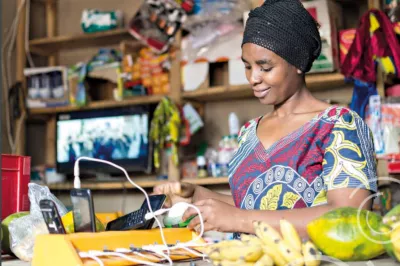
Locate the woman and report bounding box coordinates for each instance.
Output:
[154,0,377,237]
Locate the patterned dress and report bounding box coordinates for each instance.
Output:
[228,106,377,224]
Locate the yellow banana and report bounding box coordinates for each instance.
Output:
[212,260,221,266]
[207,248,223,261]
[219,244,263,262]
[276,239,304,266]
[241,234,263,246]
[254,254,274,266]
[253,221,282,246]
[254,221,288,265]
[302,240,321,266]
[280,219,302,253]
[262,245,287,266]
[211,240,245,248]
[215,260,255,266]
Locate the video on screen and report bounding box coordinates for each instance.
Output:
[57,114,149,163]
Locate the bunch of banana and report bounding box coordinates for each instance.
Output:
[203,239,264,266]
[202,220,321,266]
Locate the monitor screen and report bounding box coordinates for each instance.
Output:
[56,106,152,174]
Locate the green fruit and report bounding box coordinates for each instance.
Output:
[1,212,30,253]
[307,207,385,261]
[379,223,397,260]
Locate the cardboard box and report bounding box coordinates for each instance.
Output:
[339,29,356,66]
[302,0,343,73]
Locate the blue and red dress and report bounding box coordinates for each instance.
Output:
[228,106,377,215]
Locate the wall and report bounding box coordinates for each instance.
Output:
[1,0,17,155]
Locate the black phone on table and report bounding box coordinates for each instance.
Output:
[70,188,96,233]
[39,199,66,234]
[105,194,166,231]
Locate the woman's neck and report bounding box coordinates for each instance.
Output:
[272,84,316,117]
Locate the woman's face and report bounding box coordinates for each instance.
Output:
[241,43,304,105]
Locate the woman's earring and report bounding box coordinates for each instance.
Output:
[297,69,303,75]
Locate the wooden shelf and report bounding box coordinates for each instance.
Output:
[182,72,346,102]
[47,177,229,191]
[29,28,134,56]
[28,94,165,115]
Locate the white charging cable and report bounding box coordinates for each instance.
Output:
[115,248,173,265]
[73,157,170,255]
[143,202,205,244]
[79,251,104,266]
[81,250,167,266]
[73,157,206,264]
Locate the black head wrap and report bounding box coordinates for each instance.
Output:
[242,0,321,73]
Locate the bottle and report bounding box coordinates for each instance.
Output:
[197,155,208,178]
[229,112,240,136]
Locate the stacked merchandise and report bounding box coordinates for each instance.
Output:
[121,48,172,97]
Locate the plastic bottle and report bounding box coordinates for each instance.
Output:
[229,112,240,136]
[196,155,208,178]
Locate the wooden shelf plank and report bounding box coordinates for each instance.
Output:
[28,95,165,115]
[29,28,135,55]
[47,177,229,191]
[182,72,346,102]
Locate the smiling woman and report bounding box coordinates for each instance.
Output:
[153,0,378,239]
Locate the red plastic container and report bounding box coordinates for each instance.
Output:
[1,154,31,219]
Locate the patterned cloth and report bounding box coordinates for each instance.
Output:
[228,106,377,214]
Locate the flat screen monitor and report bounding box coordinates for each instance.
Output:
[56,105,152,175]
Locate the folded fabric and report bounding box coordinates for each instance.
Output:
[341,9,400,83]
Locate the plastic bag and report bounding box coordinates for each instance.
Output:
[8,183,68,261]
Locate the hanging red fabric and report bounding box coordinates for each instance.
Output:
[341,9,400,83]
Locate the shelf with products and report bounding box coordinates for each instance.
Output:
[28,94,167,115]
[29,28,135,56]
[47,177,229,191]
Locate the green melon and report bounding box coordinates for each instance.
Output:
[380,206,400,261]
[379,223,398,261]
[307,207,385,261]
[1,212,30,253]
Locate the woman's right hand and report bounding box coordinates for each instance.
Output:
[153,182,196,208]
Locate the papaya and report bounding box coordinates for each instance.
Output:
[307,207,385,261]
[1,212,30,253]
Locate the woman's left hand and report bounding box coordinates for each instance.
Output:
[182,198,241,233]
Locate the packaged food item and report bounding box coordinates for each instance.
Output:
[81,9,123,33]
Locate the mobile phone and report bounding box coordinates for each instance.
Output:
[140,194,167,229]
[70,188,96,233]
[39,199,66,234]
[105,194,166,231]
